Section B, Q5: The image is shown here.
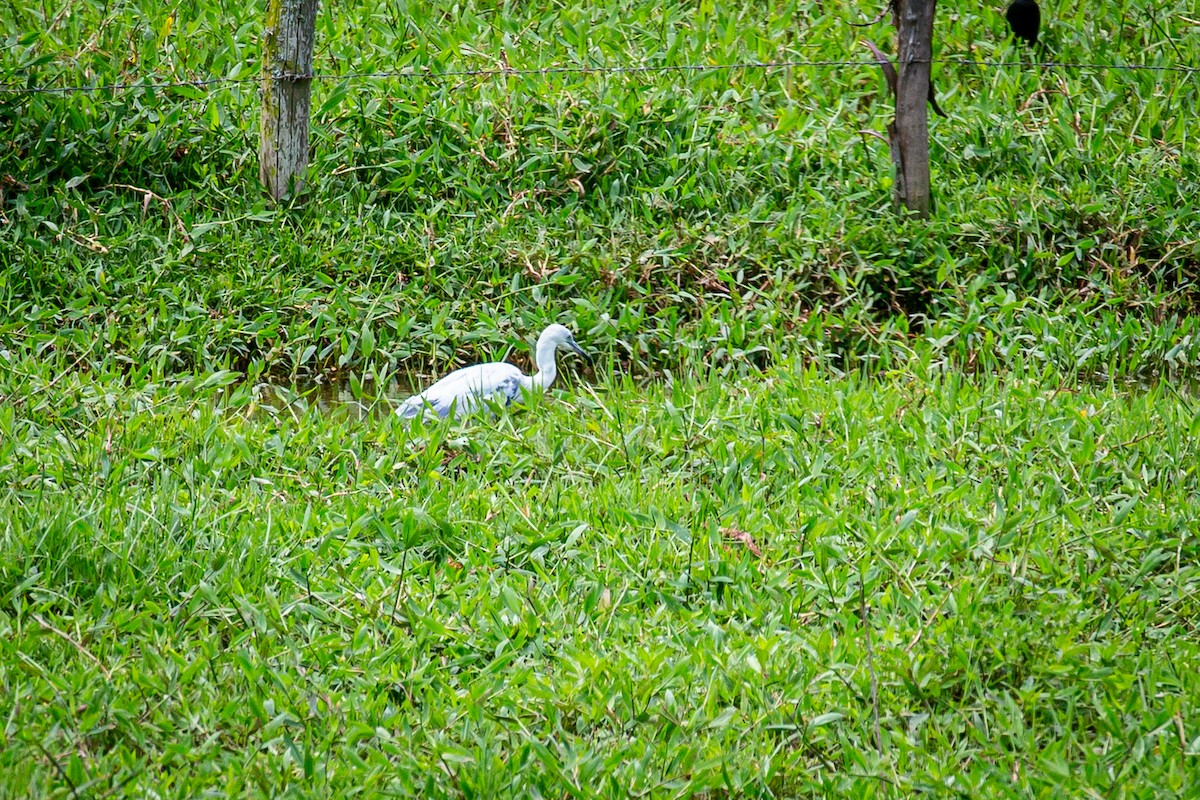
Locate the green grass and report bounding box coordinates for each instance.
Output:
[3,0,1200,795]
[2,0,1199,382]
[2,360,1199,797]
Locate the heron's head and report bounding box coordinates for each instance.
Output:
[540,323,588,360]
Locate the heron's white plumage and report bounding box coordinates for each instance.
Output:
[397,324,585,421]
[395,362,528,420]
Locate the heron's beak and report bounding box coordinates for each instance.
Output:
[567,340,590,362]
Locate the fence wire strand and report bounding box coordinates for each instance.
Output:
[2,56,1198,96]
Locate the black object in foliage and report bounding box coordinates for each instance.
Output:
[1006,0,1041,46]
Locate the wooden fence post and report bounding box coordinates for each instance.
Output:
[894,0,936,216]
[260,0,318,201]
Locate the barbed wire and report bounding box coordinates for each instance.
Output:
[2,55,1198,96]
[942,57,1199,73]
[0,75,255,95]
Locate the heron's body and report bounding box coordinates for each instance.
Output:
[396,324,585,421]
[396,362,529,420]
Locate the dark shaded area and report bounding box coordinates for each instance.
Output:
[1006,0,1041,46]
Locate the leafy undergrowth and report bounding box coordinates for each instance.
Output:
[2,360,1199,797]
[3,0,1200,383]
[2,0,1200,795]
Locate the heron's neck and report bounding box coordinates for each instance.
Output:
[531,339,558,390]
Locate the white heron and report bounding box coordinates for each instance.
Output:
[396,324,588,421]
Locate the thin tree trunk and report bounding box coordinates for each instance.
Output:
[260,0,318,201]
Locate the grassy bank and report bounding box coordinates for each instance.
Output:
[3,0,1200,796]
[3,0,1200,382]
[3,362,1199,797]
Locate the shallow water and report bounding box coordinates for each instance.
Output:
[245,376,421,421]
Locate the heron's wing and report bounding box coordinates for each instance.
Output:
[496,375,524,405]
[397,363,525,420]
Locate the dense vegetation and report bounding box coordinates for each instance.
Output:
[3,0,1198,380]
[4,362,1199,797]
[2,0,1199,796]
